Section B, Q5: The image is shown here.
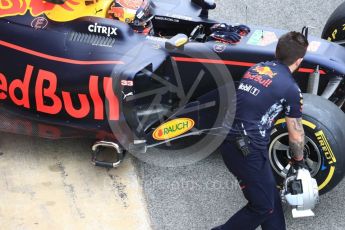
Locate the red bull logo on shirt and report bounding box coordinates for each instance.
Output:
[243,71,273,88]
[254,66,277,78]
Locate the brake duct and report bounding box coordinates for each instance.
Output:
[307,65,343,100]
[321,76,343,99]
[307,65,320,95]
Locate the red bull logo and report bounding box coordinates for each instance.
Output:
[243,71,273,88]
[0,0,80,17]
[254,66,277,78]
[0,64,119,121]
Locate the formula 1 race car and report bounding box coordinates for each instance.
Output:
[1,0,345,195]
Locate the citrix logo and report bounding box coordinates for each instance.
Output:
[88,23,118,37]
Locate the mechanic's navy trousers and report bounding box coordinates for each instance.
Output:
[213,140,286,230]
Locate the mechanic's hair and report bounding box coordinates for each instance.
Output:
[275,31,309,66]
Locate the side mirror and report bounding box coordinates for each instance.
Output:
[165,34,189,50]
[192,0,216,18]
[203,0,216,9]
[192,0,216,9]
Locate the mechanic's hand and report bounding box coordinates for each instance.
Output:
[286,157,309,178]
[210,23,231,33]
[290,157,309,171]
[210,23,251,36]
[233,24,251,36]
[209,30,241,44]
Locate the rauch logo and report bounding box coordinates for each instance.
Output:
[152,118,195,141]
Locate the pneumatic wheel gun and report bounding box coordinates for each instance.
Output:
[281,167,319,218]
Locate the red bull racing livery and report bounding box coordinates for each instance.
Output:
[1,0,345,194]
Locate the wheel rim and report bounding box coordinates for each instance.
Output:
[269,133,321,177]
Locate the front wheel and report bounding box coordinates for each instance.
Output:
[322,1,345,43]
[269,94,345,195]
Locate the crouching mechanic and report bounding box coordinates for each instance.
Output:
[212,32,309,230]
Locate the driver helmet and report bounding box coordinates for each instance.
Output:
[108,0,154,35]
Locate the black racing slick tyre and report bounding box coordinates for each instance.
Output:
[269,94,345,195]
[322,1,345,43]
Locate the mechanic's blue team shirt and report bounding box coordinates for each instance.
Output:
[229,60,303,149]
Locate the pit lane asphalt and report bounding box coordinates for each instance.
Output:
[135,0,345,230]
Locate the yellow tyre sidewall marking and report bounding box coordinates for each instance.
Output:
[274,118,316,130]
[318,166,335,190]
[274,118,335,191]
[332,29,338,40]
[328,26,345,41]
